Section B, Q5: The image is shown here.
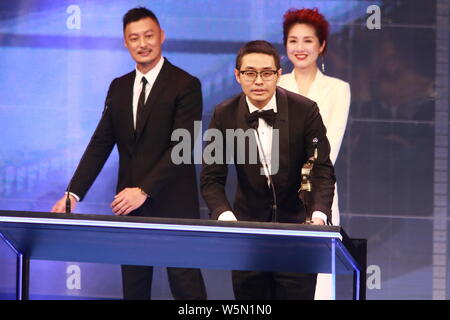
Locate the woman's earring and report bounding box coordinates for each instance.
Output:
[321,56,325,73]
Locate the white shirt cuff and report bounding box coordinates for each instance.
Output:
[65,192,80,202]
[218,211,237,221]
[312,211,328,224]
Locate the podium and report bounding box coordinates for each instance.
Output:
[0,210,365,300]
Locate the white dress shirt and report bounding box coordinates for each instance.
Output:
[218,93,327,223]
[246,94,277,179]
[132,56,165,129]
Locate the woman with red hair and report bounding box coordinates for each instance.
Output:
[278,8,351,299]
[279,8,350,227]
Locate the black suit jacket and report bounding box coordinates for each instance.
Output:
[69,59,202,219]
[200,87,335,224]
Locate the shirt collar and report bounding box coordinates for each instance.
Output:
[246,93,278,114]
[135,56,165,85]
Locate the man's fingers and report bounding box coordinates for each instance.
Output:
[51,206,61,213]
[114,188,130,199]
[112,201,126,214]
[111,195,126,208]
[112,198,134,215]
[51,199,68,213]
[111,188,145,215]
[115,203,134,216]
[310,218,325,225]
[122,206,135,216]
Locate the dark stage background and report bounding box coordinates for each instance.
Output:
[0,0,448,299]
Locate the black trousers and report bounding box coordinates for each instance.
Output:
[232,271,317,300]
[121,265,207,300]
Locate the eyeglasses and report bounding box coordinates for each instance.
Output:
[239,70,279,81]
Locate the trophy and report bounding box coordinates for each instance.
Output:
[299,138,318,193]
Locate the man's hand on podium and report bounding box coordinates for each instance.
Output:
[310,217,325,225]
[51,194,78,213]
[111,187,147,216]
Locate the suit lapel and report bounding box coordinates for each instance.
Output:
[307,70,330,109]
[135,59,172,142]
[282,71,299,94]
[285,69,330,107]
[236,93,251,131]
[272,87,290,189]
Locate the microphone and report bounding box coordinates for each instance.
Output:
[65,190,71,214]
[64,98,112,214]
[251,121,278,223]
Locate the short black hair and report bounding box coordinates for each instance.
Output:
[123,7,160,31]
[235,40,281,70]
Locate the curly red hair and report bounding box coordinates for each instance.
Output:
[283,8,329,55]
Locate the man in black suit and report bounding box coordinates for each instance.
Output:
[200,40,335,300]
[51,7,206,300]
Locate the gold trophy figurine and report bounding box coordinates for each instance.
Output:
[299,138,318,224]
[299,138,318,193]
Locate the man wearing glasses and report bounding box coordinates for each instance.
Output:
[200,40,335,300]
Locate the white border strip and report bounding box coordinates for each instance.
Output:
[0,216,342,240]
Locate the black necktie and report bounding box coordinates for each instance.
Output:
[246,109,277,129]
[136,77,148,131]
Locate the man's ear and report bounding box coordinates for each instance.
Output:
[276,68,282,84]
[160,28,166,45]
[234,68,241,85]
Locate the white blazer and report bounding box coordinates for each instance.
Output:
[278,69,351,225]
[279,69,351,300]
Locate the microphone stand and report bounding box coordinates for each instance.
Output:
[253,127,278,223]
